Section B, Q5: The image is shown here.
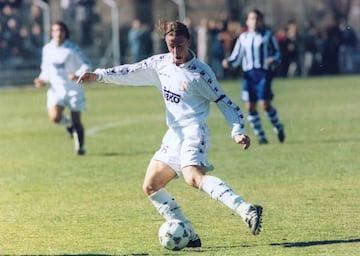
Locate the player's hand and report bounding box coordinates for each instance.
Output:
[234,134,251,150]
[34,78,45,88]
[266,57,273,65]
[68,73,78,81]
[222,59,229,69]
[77,72,99,84]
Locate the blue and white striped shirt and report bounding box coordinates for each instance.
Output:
[227,29,281,71]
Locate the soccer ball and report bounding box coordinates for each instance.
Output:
[158,219,190,251]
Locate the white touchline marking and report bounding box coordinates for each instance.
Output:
[86,116,163,137]
[86,112,224,137]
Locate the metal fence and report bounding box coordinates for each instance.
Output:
[1,0,359,86]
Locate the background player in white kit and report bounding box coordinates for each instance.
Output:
[77,20,262,247]
[34,21,92,155]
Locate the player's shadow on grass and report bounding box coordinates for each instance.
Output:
[97,150,154,157]
[290,137,355,145]
[270,238,360,247]
[15,254,116,256]
[20,254,149,256]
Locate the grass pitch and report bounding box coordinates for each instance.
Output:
[0,75,359,255]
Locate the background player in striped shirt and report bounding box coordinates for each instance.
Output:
[34,21,92,155]
[77,20,262,247]
[223,9,285,144]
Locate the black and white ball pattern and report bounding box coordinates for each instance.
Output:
[158,219,190,251]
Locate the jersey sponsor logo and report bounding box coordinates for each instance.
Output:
[163,86,181,103]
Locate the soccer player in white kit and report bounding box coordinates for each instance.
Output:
[77,20,262,247]
[34,21,92,155]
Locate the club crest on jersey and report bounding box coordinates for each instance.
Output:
[163,86,180,103]
[181,81,189,91]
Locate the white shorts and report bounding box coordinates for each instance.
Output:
[47,86,86,112]
[152,124,214,177]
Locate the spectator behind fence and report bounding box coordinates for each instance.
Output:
[128,20,153,62]
[139,23,153,60]
[61,0,76,36]
[0,23,9,64]
[338,16,358,74]
[196,18,209,63]
[209,19,228,79]
[29,4,42,28]
[276,19,301,77]
[0,2,45,69]
[183,17,197,53]
[3,17,23,68]
[128,19,145,62]
[321,19,341,75]
[29,22,43,62]
[303,20,322,76]
[275,27,289,77]
[75,0,96,46]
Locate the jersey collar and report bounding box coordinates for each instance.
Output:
[175,49,196,68]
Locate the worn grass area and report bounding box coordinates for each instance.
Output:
[0,75,359,255]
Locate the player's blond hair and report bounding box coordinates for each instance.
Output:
[158,20,191,39]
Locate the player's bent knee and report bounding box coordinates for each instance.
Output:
[183,175,201,189]
[182,166,204,189]
[142,183,159,196]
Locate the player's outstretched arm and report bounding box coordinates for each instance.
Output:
[77,72,99,84]
[233,134,251,150]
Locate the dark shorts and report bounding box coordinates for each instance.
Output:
[241,69,274,102]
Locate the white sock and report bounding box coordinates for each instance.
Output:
[148,188,188,221]
[58,115,72,127]
[199,175,244,211]
[149,188,197,239]
[236,201,251,220]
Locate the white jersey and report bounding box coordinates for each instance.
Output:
[39,39,92,90]
[95,53,246,137]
